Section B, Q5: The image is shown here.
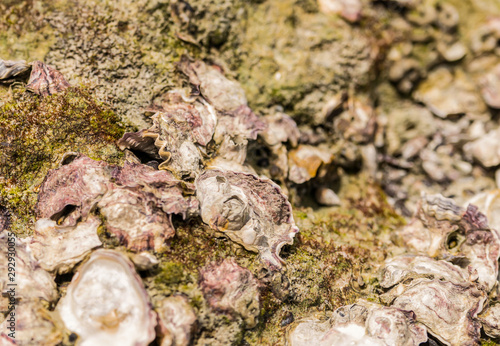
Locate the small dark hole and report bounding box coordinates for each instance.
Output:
[68,333,78,342]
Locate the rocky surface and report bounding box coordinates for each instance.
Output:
[2,0,500,345]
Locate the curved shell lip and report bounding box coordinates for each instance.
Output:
[268,227,299,269]
[58,249,157,345]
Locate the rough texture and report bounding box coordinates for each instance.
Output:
[3,0,500,345]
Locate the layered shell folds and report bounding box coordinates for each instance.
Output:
[196,169,299,269]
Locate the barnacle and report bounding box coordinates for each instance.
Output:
[26,61,70,97]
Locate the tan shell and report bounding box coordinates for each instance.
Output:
[57,249,157,346]
[156,295,197,346]
[463,127,500,167]
[196,169,299,268]
[288,145,333,184]
[414,67,486,118]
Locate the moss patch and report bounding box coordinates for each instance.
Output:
[0,87,124,236]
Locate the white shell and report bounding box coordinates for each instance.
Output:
[57,250,157,346]
[196,169,299,268]
[380,255,469,288]
[0,233,58,304]
[392,279,486,345]
[286,302,427,346]
[30,216,102,274]
[156,295,197,346]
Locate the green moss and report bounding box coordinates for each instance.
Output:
[154,262,186,285]
[0,87,124,236]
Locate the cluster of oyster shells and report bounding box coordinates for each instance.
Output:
[0,57,300,343]
[116,57,299,268]
[287,193,500,345]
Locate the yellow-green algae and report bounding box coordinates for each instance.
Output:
[0,86,125,236]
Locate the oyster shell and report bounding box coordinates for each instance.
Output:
[155,295,197,346]
[380,254,469,288]
[286,302,427,346]
[97,186,176,252]
[479,63,500,109]
[0,59,30,81]
[463,127,500,167]
[288,145,333,185]
[36,155,113,226]
[392,278,486,345]
[478,304,500,338]
[0,300,63,346]
[470,17,500,54]
[199,258,260,327]
[0,233,58,305]
[57,249,157,346]
[413,67,486,118]
[315,187,341,206]
[178,57,247,112]
[195,169,299,268]
[119,89,265,177]
[29,216,102,274]
[119,90,217,178]
[399,194,500,291]
[466,189,500,231]
[36,155,197,252]
[317,0,362,23]
[26,61,70,97]
[260,112,300,148]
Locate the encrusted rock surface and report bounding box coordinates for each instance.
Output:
[3,0,500,345]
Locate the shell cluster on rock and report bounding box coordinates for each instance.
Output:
[4,0,500,343]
